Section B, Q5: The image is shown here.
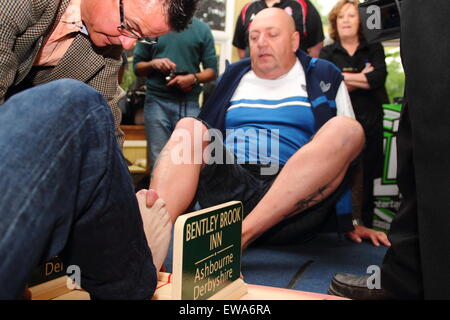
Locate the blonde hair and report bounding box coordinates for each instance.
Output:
[328,0,364,42]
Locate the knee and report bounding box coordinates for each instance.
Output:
[29,79,109,120]
[2,80,113,152]
[174,117,209,135]
[51,79,113,125]
[325,116,365,153]
[44,79,102,102]
[8,79,110,124]
[171,118,215,153]
[54,79,107,112]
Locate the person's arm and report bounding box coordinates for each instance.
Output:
[364,43,388,90]
[166,68,216,92]
[167,23,218,92]
[342,65,373,90]
[86,46,126,147]
[304,0,325,56]
[334,80,391,247]
[320,48,361,93]
[133,41,177,77]
[308,41,323,58]
[343,43,388,91]
[199,23,218,83]
[118,52,128,84]
[0,4,34,104]
[232,12,248,60]
[344,157,391,247]
[318,45,333,61]
[237,48,246,60]
[134,58,177,77]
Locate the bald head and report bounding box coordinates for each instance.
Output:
[248,8,300,79]
[251,7,297,34]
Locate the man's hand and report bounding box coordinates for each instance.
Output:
[150,58,177,73]
[136,189,172,272]
[166,74,196,92]
[346,225,391,247]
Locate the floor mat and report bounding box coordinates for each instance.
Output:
[163,232,388,295]
[242,233,388,294]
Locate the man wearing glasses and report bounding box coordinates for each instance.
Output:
[0,0,197,146]
[133,17,218,173]
[0,0,197,299]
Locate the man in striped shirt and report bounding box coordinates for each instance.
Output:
[149,8,390,251]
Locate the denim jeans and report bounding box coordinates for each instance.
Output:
[143,95,200,171]
[0,80,156,299]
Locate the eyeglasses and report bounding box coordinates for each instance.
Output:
[117,0,158,45]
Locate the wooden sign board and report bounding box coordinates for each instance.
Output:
[169,201,247,300]
[28,256,66,287]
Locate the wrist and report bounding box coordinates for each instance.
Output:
[148,60,157,71]
[192,73,199,86]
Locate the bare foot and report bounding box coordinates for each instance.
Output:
[136,189,172,272]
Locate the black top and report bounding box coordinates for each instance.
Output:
[320,40,388,134]
[233,0,324,56]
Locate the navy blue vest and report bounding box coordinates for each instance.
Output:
[198,50,353,232]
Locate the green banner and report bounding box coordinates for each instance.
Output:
[373,104,403,233]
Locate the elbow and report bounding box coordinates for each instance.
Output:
[134,62,150,77]
[134,68,145,77]
[135,69,149,78]
[212,71,218,81]
[205,68,218,82]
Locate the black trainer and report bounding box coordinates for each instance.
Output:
[328,273,396,300]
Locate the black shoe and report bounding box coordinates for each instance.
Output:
[328,273,396,300]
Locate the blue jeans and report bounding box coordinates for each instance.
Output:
[144,95,200,171]
[0,80,156,299]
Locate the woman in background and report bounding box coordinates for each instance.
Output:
[320,0,388,230]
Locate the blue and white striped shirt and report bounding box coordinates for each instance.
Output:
[225,59,354,165]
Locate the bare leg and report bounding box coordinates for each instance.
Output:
[149,117,210,223]
[241,116,365,249]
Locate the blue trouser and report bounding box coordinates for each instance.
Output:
[0,80,156,299]
[144,95,200,171]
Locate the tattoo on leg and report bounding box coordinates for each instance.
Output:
[296,185,329,212]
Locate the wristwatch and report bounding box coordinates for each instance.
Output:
[352,218,364,226]
[193,73,200,86]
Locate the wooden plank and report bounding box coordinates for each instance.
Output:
[29,276,72,300]
[120,125,146,140]
[242,284,348,300]
[53,290,90,300]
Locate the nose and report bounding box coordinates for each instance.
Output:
[118,35,137,50]
[256,34,268,47]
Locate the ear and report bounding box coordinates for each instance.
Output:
[291,31,300,52]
